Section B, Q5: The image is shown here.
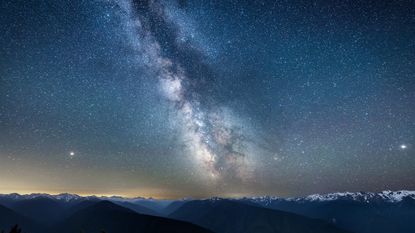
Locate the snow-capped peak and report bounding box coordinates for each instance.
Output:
[293,190,415,203]
[53,193,82,202]
[378,190,415,202]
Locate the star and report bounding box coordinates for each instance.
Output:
[1,0,414,198]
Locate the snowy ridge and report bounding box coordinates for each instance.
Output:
[291,190,415,203]
[238,190,415,204]
[0,190,414,203]
[0,193,150,203]
[0,193,85,202]
[237,196,283,206]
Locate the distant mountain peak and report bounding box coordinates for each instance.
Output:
[53,193,82,201]
[292,190,415,202]
[234,190,415,206]
[1,190,414,203]
[88,200,133,212]
[0,193,85,202]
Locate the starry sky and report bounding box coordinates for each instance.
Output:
[0,0,414,198]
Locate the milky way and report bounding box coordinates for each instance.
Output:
[116,0,259,183]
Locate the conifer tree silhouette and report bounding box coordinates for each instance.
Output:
[9,225,21,233]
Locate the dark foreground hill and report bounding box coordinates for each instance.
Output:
[0,204,42,233]
[169,199,350,233]
[1,200,212,233]
[52,200,213,233]
[9,197,68,225]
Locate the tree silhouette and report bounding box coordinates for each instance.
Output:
[9,225,21,233]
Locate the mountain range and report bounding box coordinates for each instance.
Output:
[0,190,414,233]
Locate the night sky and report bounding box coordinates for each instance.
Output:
[0,0,414,198]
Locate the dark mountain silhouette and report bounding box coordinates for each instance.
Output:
[9,197,68,226]
[113,201,162,216]
[169,199,350,233]
[162,200,189,216]
[52,200,213,233]
[1,192,414,233]
[0,195,20,209]
[59,199,101,220]
[0,204,41,233]
[130,199,174,213]
[243,196,415,233]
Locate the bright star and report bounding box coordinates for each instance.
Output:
[400,144,407,150]
[69,151,75,158]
